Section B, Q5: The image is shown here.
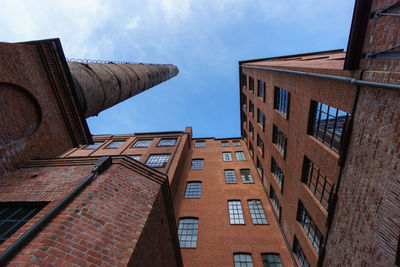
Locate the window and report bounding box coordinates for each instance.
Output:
[241,73,247,88]
[272,125,287,156]
[269,186,280,217]
[257,157,263,178]
[233,140,241,147]
[177,218,198,248]
[309,101,350,154]
[191,159,204,170]
[235,151,246,161]
[302,157,333,210]
[248,200,267,224]
[249,77,254,92]
[293,236,310,267]
[257,109,265,130]
[242,93,247,108]
[242,110,247,126]
[257,134,264,155]
[221,141,230,147]
[274,87,290,117]
[243,131,247,142]
[184,182,202,198]
[234,253,253,267]
[228,200,245,224]
[249,100,254,116]
[297,201,323,254]
[157,138,177,146]
[0,202,47,244]
[249,121,254,135]
[105,141,125,149]
[225,169,237,184]
[129,155,141,161]
[83,142,103,150]
[133,139,152,148]
[271,157,283,188]
[223,152,232,161]
[258,80,265,101]
[195,140,206,148]
[261,253,283,267]
[145,154,170,167]
[249,142,254,157]
[240,169,254,183]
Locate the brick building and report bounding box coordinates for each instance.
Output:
[0,0,399,266]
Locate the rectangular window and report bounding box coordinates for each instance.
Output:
[257,109,265,130]
[191,159,204,170]
[240,169,254,183]
[274,87,290,117]
[248,200,267,224]
[257,157,263,178]
[234,253,253,267]
[0,202,47,244]
[249,142,254,157]
[177,218,198,248]
[225,169,237,184]
[129,155,141,161]
[157,138,177,146]
[249,100,254,116]
[195,140,206,148]
[223,152,232,161]
[228,200,245,224]
[271,157,283,187]
[249,77,254,92]
[272,125,287,156]
[293,236,310,267]
[145,154,170,167]
[249,121,254,135]
[270,186,280,217]
[242,93,247,109]
[309,101,350,154]
[235,151,246,161]
[302,157,333,210]
[258,80,265,101]
[83,142,103,150]
[184,182,202,198]
[262,253,283,267]
[297,201,324,254]
[241,73,247,88]
[105,141,125,149]
[221,141,230,147]
[242,110,247,126]
[243,131,247,142]
[233,140,241,147]
[257,134,264,156]
[133,139,153,148]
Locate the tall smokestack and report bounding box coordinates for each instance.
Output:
[68,61,179,118]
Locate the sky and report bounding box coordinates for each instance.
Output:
[0,0,355,138]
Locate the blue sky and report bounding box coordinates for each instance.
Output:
[0,0,355,138]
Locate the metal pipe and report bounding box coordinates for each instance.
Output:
[240,65,400,91]
[0,156,112,265]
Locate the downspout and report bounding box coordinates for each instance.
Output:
[0,156,112,265]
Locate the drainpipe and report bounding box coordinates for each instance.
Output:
[0,156,112,265]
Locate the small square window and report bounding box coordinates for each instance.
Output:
[223,152,232,161]
[221,141,230,147]
[83,142,103,150]
[191,159,204,170]
[133,139,153,148]
[184,182,202,198]
[248,200,267,224]
[225,169,237,184]
[240,169,254,184]
[145,154,170,167]
[262,253,283,267]
[195,140,206,148]
[233,140,241,147]
[105,141,125,149]
[158,138,177,146]
[235,151,246,161]
[234,253,253,267]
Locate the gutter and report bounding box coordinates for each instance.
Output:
[0,156,112,265]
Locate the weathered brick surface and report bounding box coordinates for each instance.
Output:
[0,157,181,266]
[174,138,293,266]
